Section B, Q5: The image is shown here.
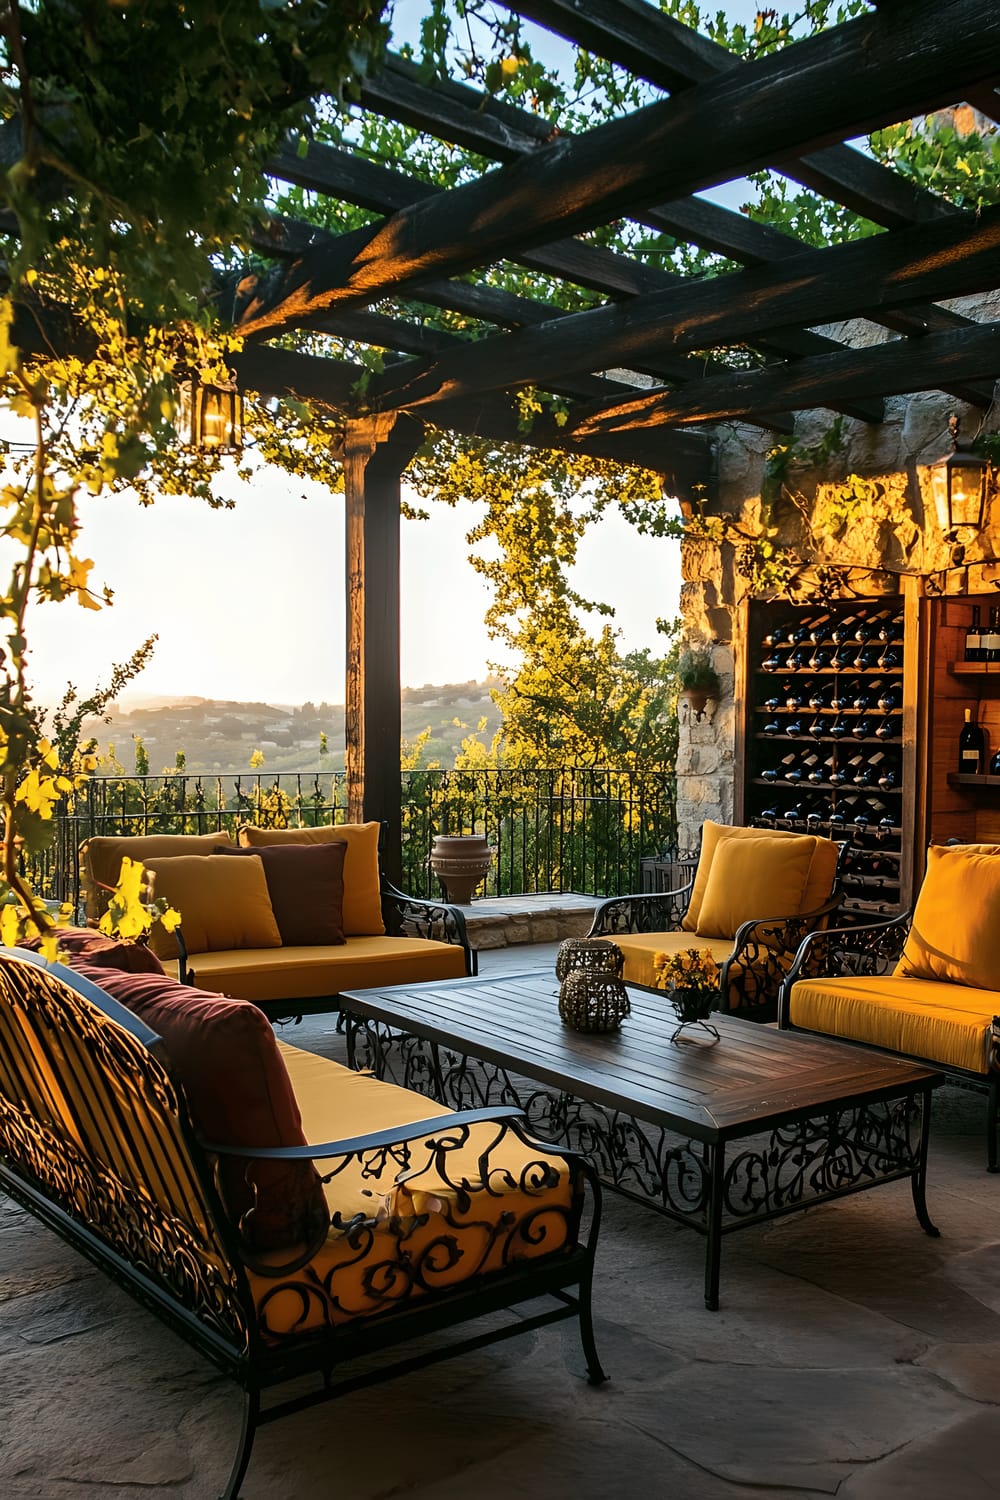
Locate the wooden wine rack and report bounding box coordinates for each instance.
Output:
[739,598,908,917]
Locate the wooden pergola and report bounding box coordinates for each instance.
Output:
[223,1,1000,880]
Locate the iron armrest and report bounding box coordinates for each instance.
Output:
[202,1105,527,1161]
[728,889,845,960]
[777,911,914,1028]
[588,880,695,937]
[380,880,476,975]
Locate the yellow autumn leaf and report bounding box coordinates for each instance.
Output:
[0,903,22,947]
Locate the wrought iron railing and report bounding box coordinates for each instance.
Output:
[29,767,677,915]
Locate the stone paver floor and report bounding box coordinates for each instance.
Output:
[3,942,999,1498]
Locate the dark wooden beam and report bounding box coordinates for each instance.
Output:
[348,52,978,388]
[264,140,885,421]
[569,322,1000,434]
[964,84,1000,125]
[232,340,713,491]
[240,0,1000,336]
[512,0,956,228]
[362,202,1000,415]
[343,414,424,878]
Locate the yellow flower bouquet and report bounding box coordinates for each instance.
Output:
[651,946,721,1043]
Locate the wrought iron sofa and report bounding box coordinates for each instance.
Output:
[80,822,475,1020]
[0,944,604,1499]
[779,842,1000,1170]
[588,821,844,1019]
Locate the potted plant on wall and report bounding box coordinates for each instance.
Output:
[677,644,721,721]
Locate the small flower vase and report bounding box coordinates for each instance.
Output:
[668,985,720,1044]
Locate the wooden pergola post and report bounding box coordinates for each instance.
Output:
[343,413,423,886]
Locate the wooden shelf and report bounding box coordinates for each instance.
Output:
[947,773,1000,788]
[947,662,1000,679]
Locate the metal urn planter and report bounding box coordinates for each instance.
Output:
[429,833,493,904]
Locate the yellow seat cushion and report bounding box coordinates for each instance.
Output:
[616,931,734,990]
[239,822,384,936]
[695,833,816,939]
[894,844,1000,991]
[246,1043,575,1339]
[143,854,282,961]
[182,935,468,1003]
[683,823,838,933]
[789,974,997,1075]
[80,831,234,925]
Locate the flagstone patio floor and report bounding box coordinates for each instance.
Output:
[3,939,999,1498]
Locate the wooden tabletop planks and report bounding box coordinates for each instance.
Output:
[340,971,941,1143]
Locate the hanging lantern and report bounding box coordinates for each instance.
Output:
[179,371,243,453]
[928,415,991,541]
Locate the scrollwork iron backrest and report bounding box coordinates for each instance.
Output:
[0,952,249,1347]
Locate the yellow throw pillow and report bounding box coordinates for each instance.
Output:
[80,830,234,924]
[684,822,836,931]
[238,822,384,936]
[143,854,282,960]
[894,844,1000,990]
[695,834,816,940]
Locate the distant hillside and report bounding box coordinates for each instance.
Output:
[80,679,504,776]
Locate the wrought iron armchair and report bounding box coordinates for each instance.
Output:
[589,836,847,1020]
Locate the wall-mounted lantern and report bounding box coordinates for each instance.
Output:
[179,371,243,453]
[928,414,992,546]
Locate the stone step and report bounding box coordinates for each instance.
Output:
[457,892,600,950]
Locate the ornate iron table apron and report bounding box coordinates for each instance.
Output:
[340,971,942,1310]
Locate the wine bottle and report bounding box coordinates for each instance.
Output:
[809,646,831,671]
[986,608,1000,663]
[833,643,856,670]
[808,682,829,710]
[878,646,901,671]
[831,621,853,645]
[855,645,879,671]
[828,762,847,786]
[785,716,804,736]
[761,649,784,672]
[789,625,809,645]
[805,809,824,831]
[854,621,874,644]
[830,678,855,711]
[878,616,901,644]
[789,646,810,671]
[852,717,872,739]
[763,717,781,736]
[878,768,898,790]
[785,688,803,710]
[990,749,1000,776]
[828,716,848,739]
[958,707,985,774]
[764,687,785,713]
[966,606,983,663]
[762,624,789,648]
[874,717,897,741]
[877,685,900,712]
[852,684,870,710]
[807,757,828,783]
[808,714,825,739]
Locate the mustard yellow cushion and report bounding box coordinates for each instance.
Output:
[182,935,468,1003]
[80,831,234,924]
[894,844,1000,991]
[143,854,282,960]
[239,822,384,936]
[790,973,997,1075]
[696,833,815,939]
[246,1044,575,1339]
[616,931,734,990]
[683,823,836,932]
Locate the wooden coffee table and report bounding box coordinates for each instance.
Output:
[339,971,942,1309]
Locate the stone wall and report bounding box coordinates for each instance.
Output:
[674,292,1000,842]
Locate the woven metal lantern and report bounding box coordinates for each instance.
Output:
[179,371,243,454]
[555,936,624,982]
[558,969,631,1033]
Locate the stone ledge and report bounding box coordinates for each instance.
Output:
[461,898,598,950]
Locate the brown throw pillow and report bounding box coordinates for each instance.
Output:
[214,842,347,946]
[20,926,165,976]
[71,964,328,1253]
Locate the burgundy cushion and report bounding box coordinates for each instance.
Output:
[21,927,165,976]
[213,842,347,946]
[72,965,327,1253]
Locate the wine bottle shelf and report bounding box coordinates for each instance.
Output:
[746,598,907,916]
[947,773,1000,788]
